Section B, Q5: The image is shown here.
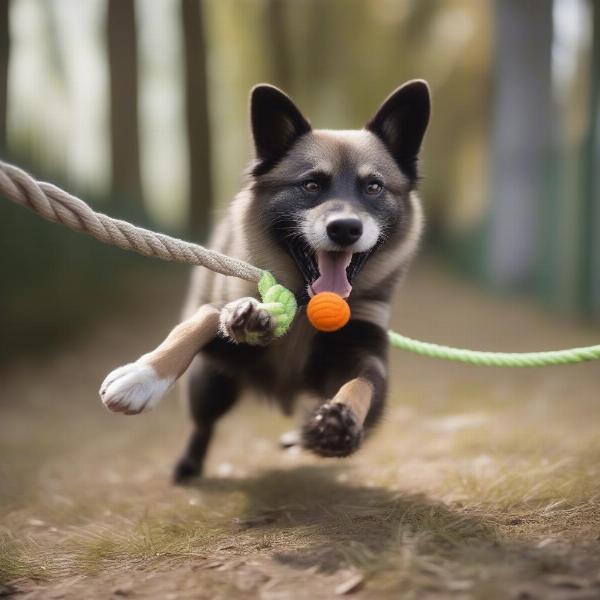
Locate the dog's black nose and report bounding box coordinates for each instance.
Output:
[326,217,363,247]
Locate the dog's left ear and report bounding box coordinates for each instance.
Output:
[250,84,312,176]
[366,80,431,180]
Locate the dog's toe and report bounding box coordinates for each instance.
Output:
[220,297,275,345]
[302,403,363,457]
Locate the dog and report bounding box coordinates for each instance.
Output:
[100,80,430,483]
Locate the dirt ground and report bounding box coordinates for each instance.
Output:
[1,261,600,600]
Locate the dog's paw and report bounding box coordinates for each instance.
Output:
[172,456,202,485]
[220,297,275,346]
[100,361,174,415]
[301,403,363,457]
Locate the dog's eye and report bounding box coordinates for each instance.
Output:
[365,181,383,195]
[303,181,320,193]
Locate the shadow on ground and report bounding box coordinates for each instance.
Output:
[180,463,600,598]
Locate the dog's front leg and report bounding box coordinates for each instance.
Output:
[100,296,276,415]
[302,354,387,458]
[100,304,221,414]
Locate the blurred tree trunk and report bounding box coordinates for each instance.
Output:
[107,0,142,206]
[488,0,553,289]
[182,0,212,241]
[0,0,9,153]
[580,0,600,318]
[266,0,291,91]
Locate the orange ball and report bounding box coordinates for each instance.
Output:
[306,292,351,332]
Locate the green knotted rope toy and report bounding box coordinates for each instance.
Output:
[257,271,298,337]
[1,158,599,368]
[258,273,600,367]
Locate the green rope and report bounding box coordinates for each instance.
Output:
[257,271,297,337]
[388,330,600,367]
[258,275,600,367]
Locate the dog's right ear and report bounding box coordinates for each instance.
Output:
[250,84,311,176]
[366,80,430,182]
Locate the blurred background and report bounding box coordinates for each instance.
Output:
[0,0,598,365]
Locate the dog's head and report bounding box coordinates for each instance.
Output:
[247,81,430,301]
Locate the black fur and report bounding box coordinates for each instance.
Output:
[250,84,312,176]
[305,319,388,432]
[174,362,240,482]
[301,320,388,456]
[366,80,430,182]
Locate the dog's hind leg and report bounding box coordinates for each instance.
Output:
[173,358,241,483]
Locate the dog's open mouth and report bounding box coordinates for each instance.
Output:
[311,250,353,297]
[289,244,375,300]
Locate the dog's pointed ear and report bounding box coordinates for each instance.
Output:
[250,84,311,175]
[366,80,431,180]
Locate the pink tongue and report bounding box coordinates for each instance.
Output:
[311,251,353,298]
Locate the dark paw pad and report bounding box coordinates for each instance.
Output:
[302,403,363,457]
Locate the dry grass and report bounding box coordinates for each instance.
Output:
[1,262,600,599]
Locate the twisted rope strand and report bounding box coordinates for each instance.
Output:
[0,160,263,282]
[388,331,600,366]
[1,159,599,366]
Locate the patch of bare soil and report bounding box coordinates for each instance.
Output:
[2,261,600,599]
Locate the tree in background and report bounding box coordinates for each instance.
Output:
[181,0,212,241]
[489,0,553,289]
[0,0,9,153]
[265,0,291,91]
[581,0,600,318]
[107,0,143,207]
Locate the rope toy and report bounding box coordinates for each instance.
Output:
[1,159,599,367]
[257,271,297,336]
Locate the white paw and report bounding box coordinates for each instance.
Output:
[99,361,174,415]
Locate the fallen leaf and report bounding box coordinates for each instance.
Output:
[335,573,364,595]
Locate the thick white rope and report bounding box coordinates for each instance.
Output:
[0,160,263,282]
